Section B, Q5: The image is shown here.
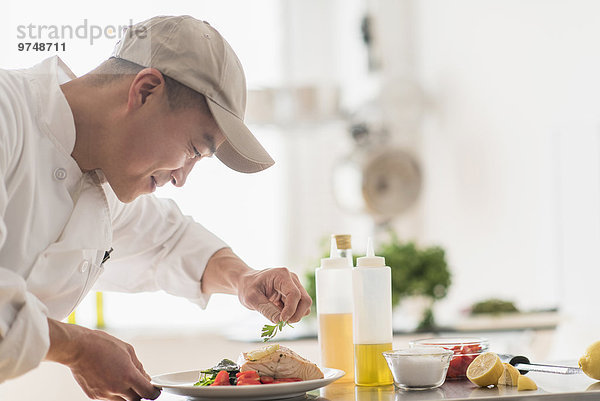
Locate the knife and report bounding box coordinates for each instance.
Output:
[498,354,582,375]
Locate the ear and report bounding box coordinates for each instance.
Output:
[127,68,165,110]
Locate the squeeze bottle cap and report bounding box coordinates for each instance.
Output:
[321,236,349,269]
[356,237,386,267]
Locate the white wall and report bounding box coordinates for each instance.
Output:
[410,0,600,343]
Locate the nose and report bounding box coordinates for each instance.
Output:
[170,158,197,187]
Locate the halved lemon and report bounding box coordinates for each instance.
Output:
[517,375,537,391]
[466,352,504,387]
[579,340,600,380]
[497,363,520,386]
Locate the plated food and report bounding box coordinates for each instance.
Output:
[151,367,344,400]
[240,344,324,381]
[151,344,343,400]
[194,344,324,386]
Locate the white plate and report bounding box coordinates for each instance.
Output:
[151,367,344,400]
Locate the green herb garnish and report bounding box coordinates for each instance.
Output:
[260,321,293,342]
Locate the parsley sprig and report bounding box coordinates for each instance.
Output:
[260,321,293,342]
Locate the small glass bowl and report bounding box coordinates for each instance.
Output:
[409,337,489,380]
[382,347,453,390]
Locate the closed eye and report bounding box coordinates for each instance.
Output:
[192,145,202,158]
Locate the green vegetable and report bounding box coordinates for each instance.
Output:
[211,358,239,372]
[470,298,518,315]
[193,375,216,386]
[261,321,293,342]
[193,359,240,386]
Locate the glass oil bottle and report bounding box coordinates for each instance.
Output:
[315,235,354,382]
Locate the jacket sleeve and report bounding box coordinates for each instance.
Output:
[0,88,50,382]
[94,186,228,308]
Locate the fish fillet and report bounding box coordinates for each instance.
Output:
[239,345,324,380]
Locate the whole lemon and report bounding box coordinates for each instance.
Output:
[579,341,600,380]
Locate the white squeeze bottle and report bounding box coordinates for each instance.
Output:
[352,238,394,386]
[315,235,354,382]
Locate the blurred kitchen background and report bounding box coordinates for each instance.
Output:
[3,0,600,399]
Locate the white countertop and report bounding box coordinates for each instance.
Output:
[156,369,600,401]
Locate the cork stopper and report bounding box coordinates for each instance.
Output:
[334,234,352,250]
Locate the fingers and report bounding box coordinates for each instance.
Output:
[279,280,302,323]
[126,344,157,399]
[268,292,283,309]
[258,297,284,323]
[277,270,313,323]
[120,389,141,401]
[286,274,312,323]
[130,370,161,400]
[129,351,152,381]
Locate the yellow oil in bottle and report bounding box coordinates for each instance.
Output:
[318,312,354,382]
[354,343,393,386]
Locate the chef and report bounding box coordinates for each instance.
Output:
[0,15,312,401]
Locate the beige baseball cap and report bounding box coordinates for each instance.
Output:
[112,15,274,173]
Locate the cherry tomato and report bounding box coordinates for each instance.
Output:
[210,370,232,386]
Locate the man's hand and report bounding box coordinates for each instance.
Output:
[201,248,312,323]
[236,267,312,323]
[46,319,160,401]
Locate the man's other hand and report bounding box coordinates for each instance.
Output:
[46,319,161,401]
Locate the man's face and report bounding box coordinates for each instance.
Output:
[104,96,226,203]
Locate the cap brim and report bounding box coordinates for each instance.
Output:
[207,99,275,173]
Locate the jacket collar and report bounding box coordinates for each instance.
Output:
[28,56,78,158]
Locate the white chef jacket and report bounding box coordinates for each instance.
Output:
[0,56,228,381]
